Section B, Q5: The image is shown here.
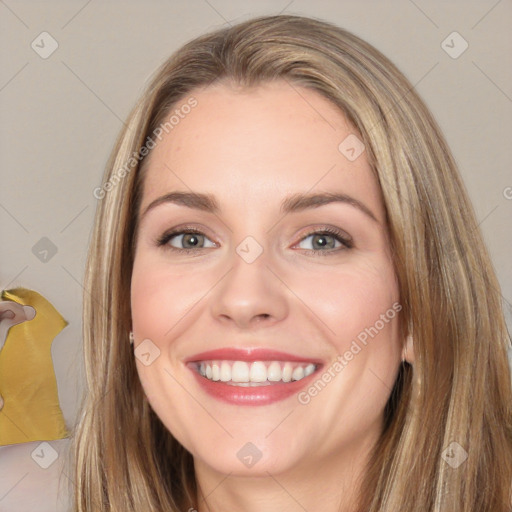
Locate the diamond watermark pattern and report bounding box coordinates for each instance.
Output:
[236,236,263,264]
[31,441,59,469]
[441,32,468,59]
[31,32,59,59]
[338,134,365,161]
[236,442,263,468]
[32,236,58,262]
[134,338,161,366]
[441,441,468,468]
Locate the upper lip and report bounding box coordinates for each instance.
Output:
[184,347,324,365]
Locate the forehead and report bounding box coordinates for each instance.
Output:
[139,80,385,223]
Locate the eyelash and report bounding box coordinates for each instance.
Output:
[155,225,353,256]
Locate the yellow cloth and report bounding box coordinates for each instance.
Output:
[0,287,68,445]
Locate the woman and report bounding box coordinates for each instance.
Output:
[71,14,512,511]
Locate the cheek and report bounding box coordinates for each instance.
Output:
[293,265,402,441]
[130,255,206,340]
[300,261,399,345]
[299,259,403,403]
[130,258,199,445]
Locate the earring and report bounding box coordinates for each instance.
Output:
[402,333,414,364]
[129,331,134,345]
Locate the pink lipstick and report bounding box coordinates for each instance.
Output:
[185,348,323,406]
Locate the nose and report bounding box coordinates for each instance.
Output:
[209,247,289,330]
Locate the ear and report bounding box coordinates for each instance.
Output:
[0,301,36,352]
[401,332,415,364]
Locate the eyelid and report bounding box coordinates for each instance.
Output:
[291,226,353,252]
[155,224,218,248]
[156,224,353,253]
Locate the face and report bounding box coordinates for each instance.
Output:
[130,80,404,480]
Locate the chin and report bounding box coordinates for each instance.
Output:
[194,445,297,477]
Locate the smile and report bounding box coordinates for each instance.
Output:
[184,348,323,406]
[195,360,317,385]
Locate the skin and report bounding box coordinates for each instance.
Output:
[131,80,410,512]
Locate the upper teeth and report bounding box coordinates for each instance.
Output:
[197,360,316,384]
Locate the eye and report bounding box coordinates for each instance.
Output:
[155,226,353,255]
[156,227,216,252]
[295,227,353,255]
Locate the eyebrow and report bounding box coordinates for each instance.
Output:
[140,191,379,223]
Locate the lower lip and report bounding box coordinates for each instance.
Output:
[187,364,321,406]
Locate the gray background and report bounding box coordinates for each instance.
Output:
[0,1,511,510]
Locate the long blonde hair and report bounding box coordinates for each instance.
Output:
[70,14,512,511]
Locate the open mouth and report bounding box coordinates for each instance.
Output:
[184,348,324,405]
[191,360,318,386]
